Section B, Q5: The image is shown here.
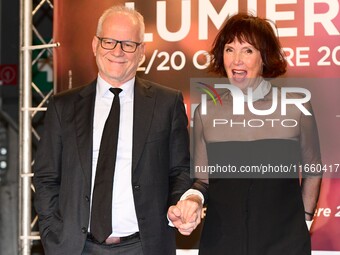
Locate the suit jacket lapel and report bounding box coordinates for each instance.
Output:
[75,80,96,188]
[132,77,155,174]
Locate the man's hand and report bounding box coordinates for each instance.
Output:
[167,195,203,235]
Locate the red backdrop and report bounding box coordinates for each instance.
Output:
[54,0,340,252]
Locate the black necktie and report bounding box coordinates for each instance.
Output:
[90,87,122,243]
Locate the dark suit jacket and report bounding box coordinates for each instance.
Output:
[33,77,192,255]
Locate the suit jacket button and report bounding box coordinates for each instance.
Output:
[134,185,140,190]
[81,227,87,234]
[85,196,90,202]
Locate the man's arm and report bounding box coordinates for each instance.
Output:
[168,103,209,235]
[167,91,192,205]
[33,97,62,238]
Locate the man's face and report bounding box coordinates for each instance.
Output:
[92,13,145,86]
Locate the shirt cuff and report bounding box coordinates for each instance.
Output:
[180,189,204,204]
[168,214,175,227]
[306,220,314,231]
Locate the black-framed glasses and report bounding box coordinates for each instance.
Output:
[96,36,142,53]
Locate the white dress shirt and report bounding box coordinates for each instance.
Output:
[90,74,139,237]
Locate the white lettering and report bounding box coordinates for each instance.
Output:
[281,87,312,115]
[296,47,310,66]
[201,94,207,115]
[211,118,298,128]
[247,87,278,115]
[230,119,246,127]
[157,0,191,41]
[267,0,298,37]
[215,84,245,115]
[247,119,264,127]
[198,0,238,40]
[305,0,340,36]
[193,50,211,70]
[281,119,298,127]
[213,119,228,127]
[283,47,295,66]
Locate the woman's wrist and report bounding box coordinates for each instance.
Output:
[305,211,314,217]
[304,210,315,221]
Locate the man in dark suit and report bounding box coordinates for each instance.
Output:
[33,5,194,255]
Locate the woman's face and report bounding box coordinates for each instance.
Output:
[223,39,263,91]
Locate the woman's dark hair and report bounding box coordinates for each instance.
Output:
[209,13,287,78]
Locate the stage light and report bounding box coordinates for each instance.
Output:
[0,121,8,184]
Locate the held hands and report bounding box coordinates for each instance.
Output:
[167,195,203,235]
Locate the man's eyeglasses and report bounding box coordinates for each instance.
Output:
[96,36,142,53]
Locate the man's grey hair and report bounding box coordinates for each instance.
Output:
[96,5,145,42]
